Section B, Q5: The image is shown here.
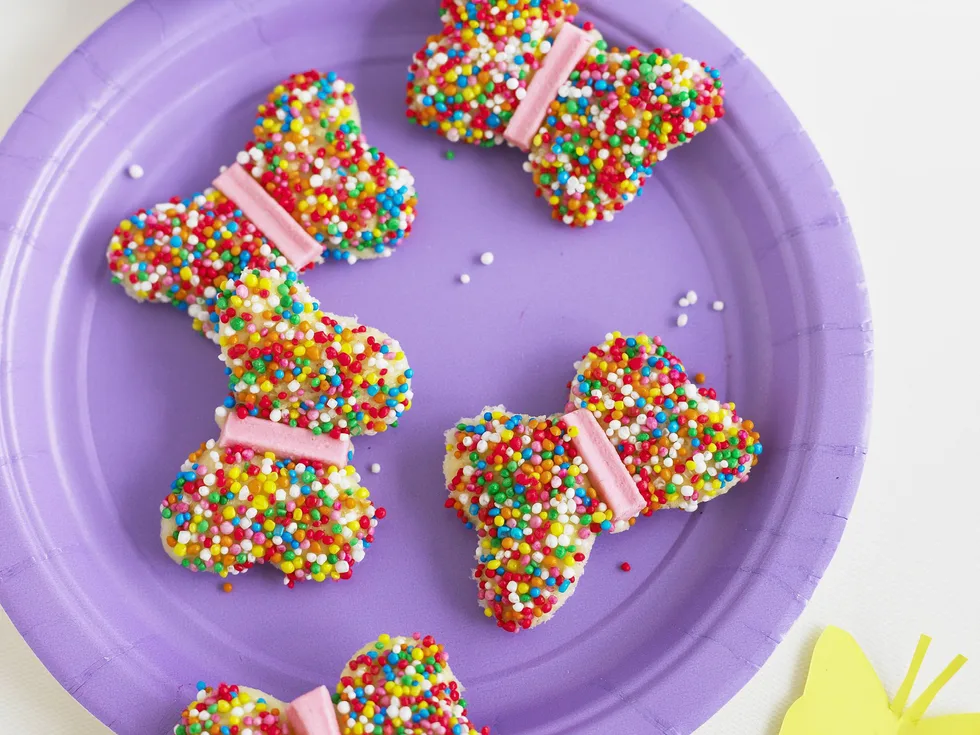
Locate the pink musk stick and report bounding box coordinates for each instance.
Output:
[503,24,598,151]
[213,163,323,270]
[561,408,645,523]
[219,414,351,468]
[286,686,342,735]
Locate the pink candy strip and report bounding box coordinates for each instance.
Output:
[287,686,342,735]
[213,163,322,270]
[219,414,351,468]
[562,408,645,523]
[503,24,597,151]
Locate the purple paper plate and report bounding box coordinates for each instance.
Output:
[0,1,872,733]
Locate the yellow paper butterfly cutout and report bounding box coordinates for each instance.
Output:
[779,627,980,735]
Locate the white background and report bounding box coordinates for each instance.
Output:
[1,1,978,733]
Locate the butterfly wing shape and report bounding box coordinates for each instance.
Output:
[245,71,417,262]
[216,267,413,437]
[526,45,725,227]
[566,332,762,513]
[779,626,897,735]
[161,438,378,585]
[445,406,616,631]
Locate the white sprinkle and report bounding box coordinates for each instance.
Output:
[480,252,495,265]
[676,313,689,327]
[686,290,698,305]
[678,297,689,308]
[712,300,725,312]
[370,463,381,474]
[459,274,471,284]
[127,164,144,179]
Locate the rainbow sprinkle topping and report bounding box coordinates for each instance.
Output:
[444,332,761,631]
[566,332,761,512]
[445,407,631,631]
[245,70,417,260]
[335,634,486,735]
[176,683,286,735]
[407,1,577,145]
[108,70,417,338]
[407,1,724,225]
[107,191,286,339]
[175,634,489,735]
[527,44,724,226]
[161,442,380,586]
[160,266,412,585]
[214,267,413,438]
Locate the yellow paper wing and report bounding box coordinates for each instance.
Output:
[779,626,896,735]
[912,715,980,735]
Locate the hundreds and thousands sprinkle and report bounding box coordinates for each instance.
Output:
[335,634,486,735]
[214,267,413,438]
[108,70,417,339]
[408,1,574,145]
[161,443,380,586]
[160,266,412,585]
[444,332,761,631]
[174,634,489,735]
[175,683,286,735]
[445,406,635,632]
[568,333,762,512]
[407,1,724,226]
[241,71,416,260]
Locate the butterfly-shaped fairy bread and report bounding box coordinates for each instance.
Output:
[160,267,413,585]
[444,332,762,631]
[407,0,724,226]
[174,634,489,735]
[109,70,417,341]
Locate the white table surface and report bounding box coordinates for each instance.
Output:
[2,0,978,732]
